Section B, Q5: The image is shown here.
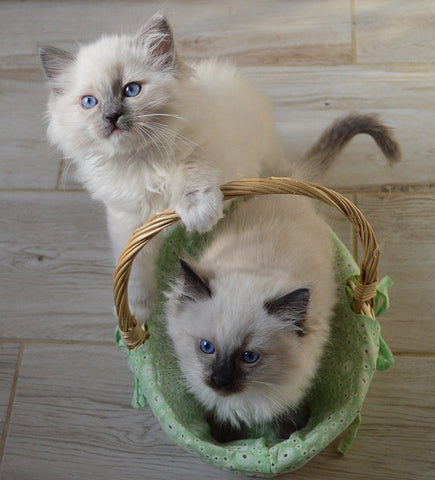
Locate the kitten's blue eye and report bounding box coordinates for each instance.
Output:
[81,95,98,109]
[200,339,215,355]
[123,82,141,97]
[242,351,260,364]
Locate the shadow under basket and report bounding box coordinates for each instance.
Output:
[113,177,394,477]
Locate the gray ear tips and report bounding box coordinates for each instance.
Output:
[179,259,212,302]
[147,12,170,28]
[264,288,311,336]
[137,12,173,41]
[38,45,75,80]
[38,46,50,67]
[151,12,170,28]
[136,13,175,64]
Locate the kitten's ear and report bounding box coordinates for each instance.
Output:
[179,259,212,302]
[38,46,75,80]
[264,288,310,337]
[137,14,175,65]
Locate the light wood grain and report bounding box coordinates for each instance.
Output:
[0,344,20,445]
[356,0,435,64]
[1,0,352,69]
[356,193,435,354]
[0,192,114,342]
[0,70,60,189]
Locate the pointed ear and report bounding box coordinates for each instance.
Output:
[136,14,175,65]
[179,259,212,302]
[38,46,75,80]
[264,288,310,337]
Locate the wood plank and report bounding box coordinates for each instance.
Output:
[356,193,435,354]
[0,191,115,342]
[0,344,20,447]
[1,347,432,479]
[356,0,435,64]
[0,69,60,189]
[1,0,352,69]
[174,0,353,66]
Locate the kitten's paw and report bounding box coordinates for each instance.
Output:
[175,186,224,233]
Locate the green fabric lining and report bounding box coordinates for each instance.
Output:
[337,414,361,455]
[115,220,393,477]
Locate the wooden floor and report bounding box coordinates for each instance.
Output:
[1,1,434,479]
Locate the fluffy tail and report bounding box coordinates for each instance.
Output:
[298,113,400,178]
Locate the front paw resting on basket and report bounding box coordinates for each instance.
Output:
[174,185,224,233]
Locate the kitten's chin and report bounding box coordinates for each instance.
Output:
[109,127,124,138]
[105,125,128,141]
[102,127,134,151]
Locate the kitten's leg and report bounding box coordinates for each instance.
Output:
[170,161,224,233]
[107,207,162,323]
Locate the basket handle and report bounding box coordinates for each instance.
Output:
[114,177,379,349]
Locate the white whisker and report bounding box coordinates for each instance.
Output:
[137,120,198,152]
[135,112,187,122]
[60,158,76,190]
[132,123,174,163]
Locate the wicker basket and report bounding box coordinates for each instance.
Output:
[113,177,394,476]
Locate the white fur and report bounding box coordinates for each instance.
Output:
[42,15,286,320]
[166,195,337,428]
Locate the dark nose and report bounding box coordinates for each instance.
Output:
[211,373,232,389]
[104,111,122,126]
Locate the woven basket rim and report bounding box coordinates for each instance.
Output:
[113,176,379,350]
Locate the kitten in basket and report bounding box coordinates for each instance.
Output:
[166,115,400,442]
[39,13,287,322]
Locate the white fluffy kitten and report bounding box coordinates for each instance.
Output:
[39,13,285,321]
[165,114,400,441]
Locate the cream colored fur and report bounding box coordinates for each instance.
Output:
[166,194,336,428]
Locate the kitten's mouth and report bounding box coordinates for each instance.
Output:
[107,126,126,139]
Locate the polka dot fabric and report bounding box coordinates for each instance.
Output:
[115,225,393,477]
